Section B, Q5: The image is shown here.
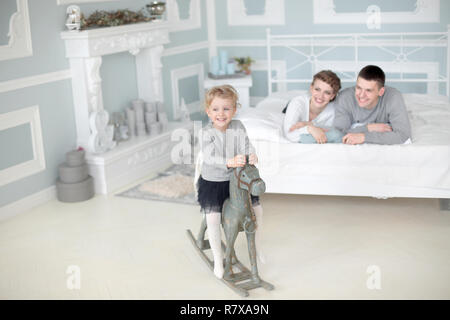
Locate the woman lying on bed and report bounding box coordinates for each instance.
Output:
[282,70,343,144]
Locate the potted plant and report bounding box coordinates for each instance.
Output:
[233,56,255,74]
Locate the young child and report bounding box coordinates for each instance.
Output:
[197,84,265,279]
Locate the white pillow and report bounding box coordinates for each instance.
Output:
[255,90,307,113]
[237,109,288,143]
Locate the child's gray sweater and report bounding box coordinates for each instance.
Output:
[201,120,255,182]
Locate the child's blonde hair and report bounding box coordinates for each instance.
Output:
[205,85,240,110]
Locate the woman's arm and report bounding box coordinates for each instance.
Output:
[289,121,311,132]
[283,96,310,142]
[306,125,328,143]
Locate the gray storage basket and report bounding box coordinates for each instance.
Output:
[58,163,88,184]
[56,176,95,203]
[56,148,95,202]
[439,198,450,211]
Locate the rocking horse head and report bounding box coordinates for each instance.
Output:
[233,157,266,197]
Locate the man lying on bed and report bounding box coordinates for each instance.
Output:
[333,65,411,145]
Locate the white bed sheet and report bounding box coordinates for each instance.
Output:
[236,93,450,193]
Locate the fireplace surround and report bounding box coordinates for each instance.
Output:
[60,21,190,194]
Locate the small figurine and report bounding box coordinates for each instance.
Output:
[88,110,116,154]
[111,112,128,142]
[179,98,191,122]
[119,124,129,141]
[65,5,81,31]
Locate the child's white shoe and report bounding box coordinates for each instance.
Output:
[213,263,224,279]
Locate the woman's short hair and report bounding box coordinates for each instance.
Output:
[312,70,341,100]
[205,85,240,110]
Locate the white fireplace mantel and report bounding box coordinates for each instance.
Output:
[60,21,170,151]
[60,22,180,195]
[60,21,170,58]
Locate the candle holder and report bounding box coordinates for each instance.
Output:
[146,1,166,19]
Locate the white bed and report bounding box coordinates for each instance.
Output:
[236,29,450,200]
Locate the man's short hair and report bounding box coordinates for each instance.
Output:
[358,65,385,88]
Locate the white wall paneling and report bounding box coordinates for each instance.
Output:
[166,0,202,31]
[170,63,204,119]
[313,0,440,24]
[0,0,32,61]
[227,0,285,26]
[0,105,46,187]
[162,41,209,56]
[0,70,72,93]
[252,59,287,102]
[206,0,217,58]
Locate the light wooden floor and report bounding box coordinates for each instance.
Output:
[1,182,450,299]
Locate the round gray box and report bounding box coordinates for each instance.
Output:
[66,149,86,167]
[59,162,88,184]
[56,176,95,203]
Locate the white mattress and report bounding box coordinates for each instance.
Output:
[236,93,450,193]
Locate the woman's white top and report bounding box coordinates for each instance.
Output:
[282,92,336,142]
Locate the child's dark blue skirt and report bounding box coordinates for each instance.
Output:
[197,176,259,214]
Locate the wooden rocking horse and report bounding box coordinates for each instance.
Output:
[187,155,274,297]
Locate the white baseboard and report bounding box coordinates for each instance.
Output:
[0,185,56,221]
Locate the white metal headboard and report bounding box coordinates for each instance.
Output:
[266,26,450,96]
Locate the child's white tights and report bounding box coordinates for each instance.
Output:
[206,212,224,279]
[206,205,265,279]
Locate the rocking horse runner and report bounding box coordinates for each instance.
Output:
[186,84,274,297]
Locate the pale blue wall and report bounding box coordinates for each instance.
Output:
[161,48,209,119]
[0,124,33,171]
[101,52,139,114]
[0,0,68,82]
[333,0,417,13]
[0,0,16,44]
[0,0,76,207]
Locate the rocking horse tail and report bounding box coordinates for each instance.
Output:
[193,150,203,198]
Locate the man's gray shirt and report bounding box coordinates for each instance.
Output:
[333,86,411,144]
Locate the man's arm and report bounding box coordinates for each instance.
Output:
[333,92,354,134]
[364,91,411,145]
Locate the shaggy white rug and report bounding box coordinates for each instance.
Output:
[116,164,197,205]
[138,173,194,198]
